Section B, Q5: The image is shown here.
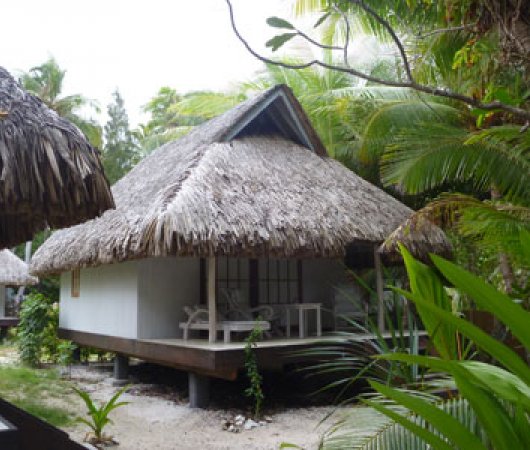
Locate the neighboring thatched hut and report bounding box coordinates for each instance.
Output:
[0,67,114,248]
[0,249,38,318]
[380,215,453,264]
[30,85,447,396]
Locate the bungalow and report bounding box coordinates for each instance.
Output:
[31,85,447,406]
[0,250,38,335]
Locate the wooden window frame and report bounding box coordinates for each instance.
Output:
[71,268,80,298]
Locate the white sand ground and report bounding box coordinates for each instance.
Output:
[63,366,382,450]
[0,347,381,450]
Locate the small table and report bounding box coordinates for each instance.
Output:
[283,303,322,338]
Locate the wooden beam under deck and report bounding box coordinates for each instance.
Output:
[59,328,330,380]
[59,328,427,381]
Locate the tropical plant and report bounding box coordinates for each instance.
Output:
[244,323,265,419]
[260,1,530,295]
[16,292,76,366]
[16,292,51,367]
[299,276,422,404]
[73,385,129,447]
[137,88,242,154]
[321,238,530,449]
[19,57,102,147]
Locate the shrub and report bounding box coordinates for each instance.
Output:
[17,293,76,366]
[17,293,51,366]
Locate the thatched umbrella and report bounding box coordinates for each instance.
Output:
[0,250,38,286]
[0,67,114,248]
[379,214,452,264]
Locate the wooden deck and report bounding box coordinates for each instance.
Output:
[59,328,425,380]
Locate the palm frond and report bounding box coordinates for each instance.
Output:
[170,91,244,120]
[321,397,489,450]
[360,101,462,165]
[381,123,530,200]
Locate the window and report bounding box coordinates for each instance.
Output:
[258,259,300,305]
[71,268,80,298]
[198,257,302,308]
[216,257,249,308]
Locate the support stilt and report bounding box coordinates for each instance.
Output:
[188,372,210,408]
[113,353,129,385]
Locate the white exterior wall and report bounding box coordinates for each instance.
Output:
[137,257,200,339]
[59,262,139,338]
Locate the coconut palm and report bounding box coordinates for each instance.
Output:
[19,57,102,148]
[137,87,243,154]
[290,1,530,283]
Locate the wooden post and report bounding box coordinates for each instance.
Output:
[208,256,217,343]
[113,354,129,385]
[374,246,385,333]
[188,372,210,408]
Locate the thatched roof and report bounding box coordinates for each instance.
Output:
[0,67,114,248]
[31,85,445,276]
[379,215,452,263]
[0,250,38,286]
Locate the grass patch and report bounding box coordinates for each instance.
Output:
[0,364,75,427]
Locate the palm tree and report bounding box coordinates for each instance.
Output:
[290,1,530,285]
[19,57,102,148]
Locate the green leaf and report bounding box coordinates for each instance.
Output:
[376,354,529,449]
[73,387,98,417]
[370,381,488,450]
[266,16,295,30]
[399,244,457,360]
[313,12,330,28]
[363,399,455,450]
[514,404,530,448]
[460,361,530,410]
[279,443,303,449]
[455,373,525,450]
[265,33,297,52]
[431,254,530,350]
[75,417,97,434]
[391,293,530,385]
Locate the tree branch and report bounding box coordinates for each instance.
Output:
[349,0,413,82]
[225,0,530,121]
[295,29,343,51]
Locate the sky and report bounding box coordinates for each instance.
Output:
[1,0,293,126]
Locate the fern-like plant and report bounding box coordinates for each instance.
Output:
[73,385,130,446]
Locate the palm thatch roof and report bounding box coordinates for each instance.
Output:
[31,85,446,276]
[379,215,452,263]
[0,250,38,286]
[0,67,114,248]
